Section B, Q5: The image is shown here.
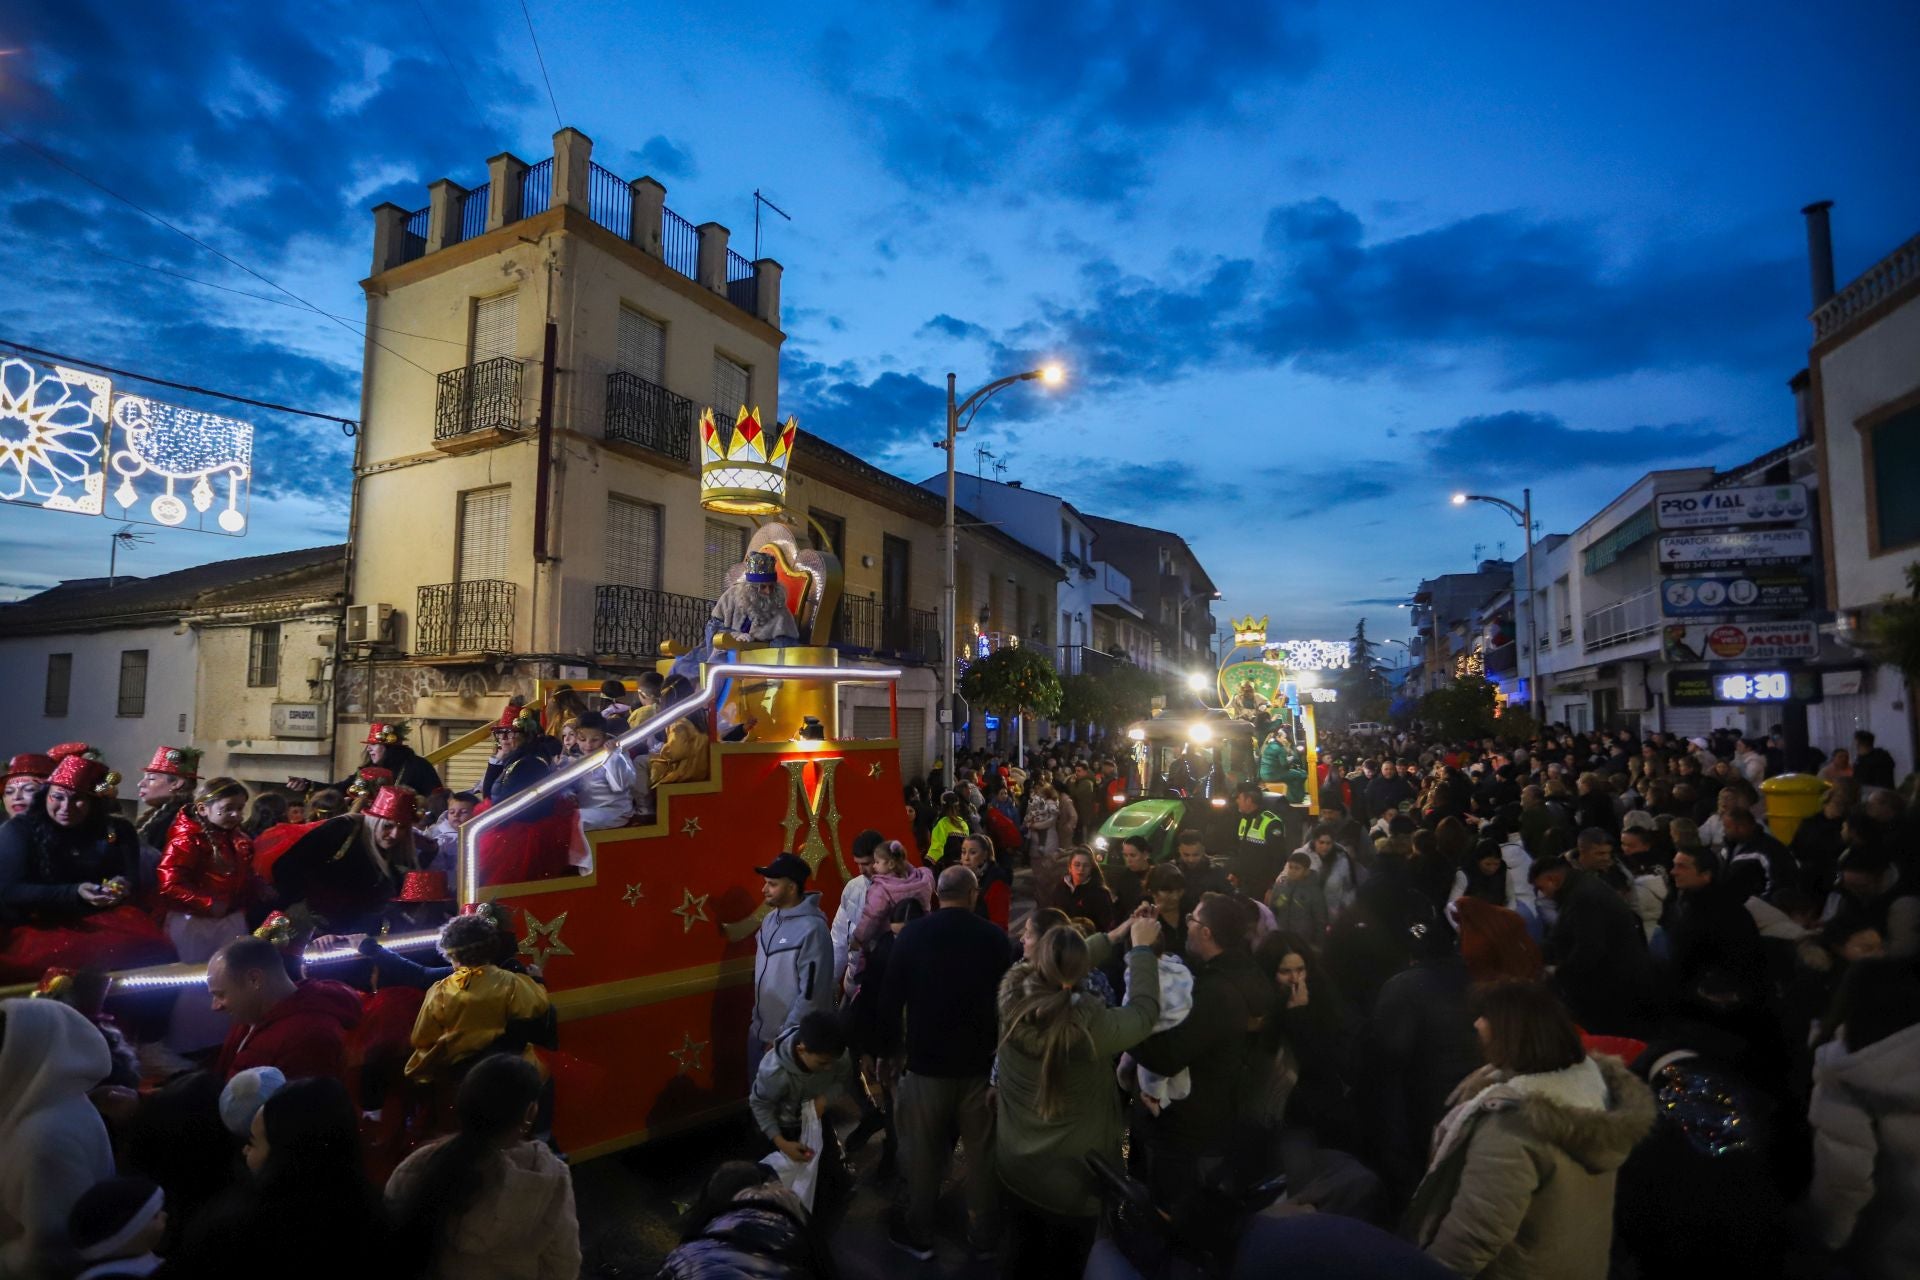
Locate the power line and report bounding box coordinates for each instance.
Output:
[518,0,563,129]
[413,0,489,126]
[0,337,360,435]
[0,126,440,382]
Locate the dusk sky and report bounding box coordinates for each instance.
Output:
[3,0,1917,646]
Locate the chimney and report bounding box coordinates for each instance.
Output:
[1802,200,1836,308]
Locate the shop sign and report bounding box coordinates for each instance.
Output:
[1660,572,1813,617]
[1661,621,1818,663]
[1655,483,1809,530]
[1667,668,1822,707]
[1658,528,1812,569]
[271,702,324,739]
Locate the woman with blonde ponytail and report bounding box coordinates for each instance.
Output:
[995,905,1164,1275]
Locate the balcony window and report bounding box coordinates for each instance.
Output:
[703,519,747,597]
[1864,393,1920,554]
[712,353,750,418]
[605,371,694,461]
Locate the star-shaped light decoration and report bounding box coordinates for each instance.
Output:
[668,1031,708,1074]
[623,882,645,907]
[868,760,884,778]
[682,816,702,837]
[518,910,573,966]
[672,888,710,934]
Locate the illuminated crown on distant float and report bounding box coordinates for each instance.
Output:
[700,405,796,515]
[1231,615,1269,646]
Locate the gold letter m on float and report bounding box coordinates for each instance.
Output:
[780,757,844,878]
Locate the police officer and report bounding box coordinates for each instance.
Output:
[1232,781,1285,901]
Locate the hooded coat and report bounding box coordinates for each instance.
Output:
[1404,1054,1655,1280]
[656,1185,826,1280]
[214,979,364,1083]
[385,1136,581,1280]
[0,998,114,1280]
[1806,1020,1920,1279]
[994,941,1161,1218]
[749,894,832,1053]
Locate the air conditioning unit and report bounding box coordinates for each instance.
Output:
[345,603,394,645]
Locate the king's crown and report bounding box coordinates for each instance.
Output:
[700,406,795,515]
[1230,614,1269,645]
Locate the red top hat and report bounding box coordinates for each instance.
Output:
[347,766,395,795]
[47,742,98,761]
[6,753,54,782]
[364,785,418,826]
[142,745,202,779]
[393,870,452,903]
[48,755,110,795]
[363,722,408,746]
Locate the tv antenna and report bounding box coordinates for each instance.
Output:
[108,525,152,589]
[753,189,791,259]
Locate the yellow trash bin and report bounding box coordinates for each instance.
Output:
[1760,773,1829,845]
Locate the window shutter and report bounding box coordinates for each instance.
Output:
[703,518,747,597]
[711,354,750,417]
[458,488,512,581]
[472,292,518,360]
[617,307,666,384]
[605,495,662,589]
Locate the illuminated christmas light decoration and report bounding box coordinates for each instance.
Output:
[699,405,794,515]
[1262,639,1352,672]
[108,394,253,535]
[0,357,110,515]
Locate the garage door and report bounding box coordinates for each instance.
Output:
[850,704,925,784]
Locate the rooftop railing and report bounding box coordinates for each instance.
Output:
[1813,232,1920,344]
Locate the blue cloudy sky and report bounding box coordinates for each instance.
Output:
[2,0,1916,643]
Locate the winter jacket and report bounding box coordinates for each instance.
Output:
[656,1185,826,1280]
[1546,870,1655,1034]
[156,807,256,917]
[850,867,933,956]
[995,941,1161,1217]
[569,747,635,830]
[1130,948,1258,1162]
[1026,796,1062,855]
[748,1024,852,1140]
[927,816,970,865]
[974,858,1013,929]
[749,894,832,1051]
[1269,875,1329,937]
[1047,876,1117,931]
[877,906,1013,1075]
[1370,956,1484,1196]
[405,964,551,1080]
[0,999,115,1280]
[1666,881,1768,1006]
[385,1137,581,1280]
[1806,1020,1920,1279]
[270,814,404,931]
[214,979,364,1083]
[0,808,143,924]
[1404,1054,1656,1280]
[827,872,868,985]
[135,797,191,854]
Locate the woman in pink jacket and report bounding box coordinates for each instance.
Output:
[846,840,933,997]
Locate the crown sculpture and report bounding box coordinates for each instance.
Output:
[1231,615,1269,646]
[700,406,796,515]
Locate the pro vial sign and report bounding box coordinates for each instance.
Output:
[1655,483,1809,531]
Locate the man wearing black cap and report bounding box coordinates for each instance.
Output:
[749,852,833,1062]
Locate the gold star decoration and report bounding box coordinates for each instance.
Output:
[868,760,884,778]
[672,888,710,934]
[622,882,645,906]
[518,911,573,966]
[681,816,702,837]
[668,1031,707,1074]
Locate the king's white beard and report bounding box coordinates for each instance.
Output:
[715,580,797,641]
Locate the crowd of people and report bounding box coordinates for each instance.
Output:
[7,702,1920,1278]
[690,722,1920,1279]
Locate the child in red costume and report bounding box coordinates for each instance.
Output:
[157,777,260,1051]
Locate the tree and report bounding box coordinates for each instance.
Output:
[1864,563,1920,683]
[1340,617,1390,712]
[1055,662,1170,734]
[959,646,1063,721]
[1418,678,1499,741]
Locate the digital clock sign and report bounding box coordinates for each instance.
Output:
[1667,668,1821,707]
[1715,671,1790,702]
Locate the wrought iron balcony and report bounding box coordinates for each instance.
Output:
[416,580,516,655]
[594,585,713,657]
[435,357,524,442]
[904,608,941,664]
[604,371,694,462]
[832,595,881,651]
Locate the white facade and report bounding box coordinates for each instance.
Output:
[0,623,195,782]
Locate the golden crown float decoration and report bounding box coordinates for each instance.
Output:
[700,405,796,516]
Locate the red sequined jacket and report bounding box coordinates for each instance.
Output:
[156,807,257,917]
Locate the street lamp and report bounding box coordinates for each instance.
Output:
[942,363,1066,744]
[1451,489,1538,715]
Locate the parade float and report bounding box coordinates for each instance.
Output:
[22,407,909,1162]
[1093,617,1334,862]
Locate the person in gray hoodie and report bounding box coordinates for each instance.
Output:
[749,853,833,1062]
[749,1011,855,1165]
[0,998,115,1280]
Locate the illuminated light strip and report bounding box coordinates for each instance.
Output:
[458,663,905,904]
[99,929,445,992]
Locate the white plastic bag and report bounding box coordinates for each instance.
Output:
[759,1100,823,1210]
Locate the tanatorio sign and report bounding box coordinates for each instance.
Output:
[1658,528,1813,569]
[1655,483,1809,530]
[1661,621,1819,663]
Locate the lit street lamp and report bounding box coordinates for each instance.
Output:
[1451,489,1537,713]
[942,363,1064,745]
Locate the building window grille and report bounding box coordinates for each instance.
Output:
[248,624,281,688]
[117,650,149,718]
